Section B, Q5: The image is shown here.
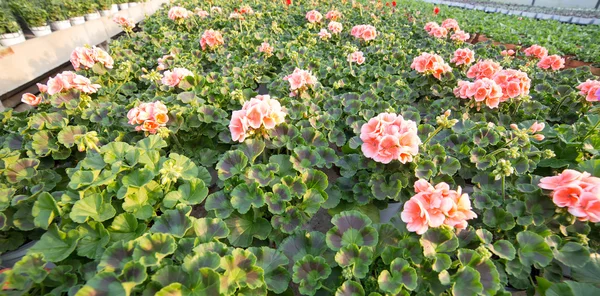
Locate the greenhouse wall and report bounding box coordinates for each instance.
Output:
[491,0,599,9]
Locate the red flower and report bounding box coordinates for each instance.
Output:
[392,1,397,6]
[433,6,440,15]
[286,0,291,5]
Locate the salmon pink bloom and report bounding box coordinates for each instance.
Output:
[200,29,224,50]
[347,51,365,65]
[37,83,48,93]
[552,186,583,208]
[467,59,502,79]
[523,44,548,59]
[529,121,545,133]
[70,46,114,71]
[450,30,470,42]
[401,197,430,234]
[450,48,475,66]
[128,101,169,134]
[410,52,452,80]
[424,22,439,32]
[113,15,135,30]
[328,21,343,34]
[283,68,317,92]
[21,93,41,106]
[537,55,565,71]
[239,5,254,14]
[428,26,448,38]
[325,10,342,21]
[501,49,515,57]
[229,95,286,142]
[359,113,420,164]
[258,42,273,56]
[318,29,331,40]
[168,6,190,21]
[540,169,600,223]
[569,192,600,223]
[351,25,377,41]
[47,71,100,95]
[453,80,470,99]
[465,78,503,108]
[441,18,460,31]
[305,10,323,23]
[195,8,209,18]
[492,69,530,101]
[539,170,589,190]
[161,68,193,88]
[576,80,600,102]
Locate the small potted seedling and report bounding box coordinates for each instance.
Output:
[9,1,51,37]
[0,6,25,46]
[97,0,113,16]
[83,0,100,21]
[64,0,86,25]
[45,0,71,31]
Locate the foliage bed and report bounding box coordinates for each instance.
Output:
[0,0,599,295]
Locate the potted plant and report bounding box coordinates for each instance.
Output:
[63,0,86,25]
[96,0,113,16]
[116,0,128,10]
[82,0,100,21]
[44,0,70,30]
[9,1,51,37]
[0,6,25,46]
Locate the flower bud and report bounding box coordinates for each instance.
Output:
[510,124,518,130]
[533,134,545,141]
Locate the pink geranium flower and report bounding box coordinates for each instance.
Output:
[360,113,420,164]
[70,46,114,71]
[424,22,439,32]
[328,21,343,34]
[21,93,42,106]
[492,69,530,101]
[465,78,503,108]
[195,8,209,18]
[428,26,448,38]
[168,6,190,21]
[467,59,502,79]
[318,29,331,40]
[258,42,274,56]
[347,51,365,65]
[128,101,169,134]
[540,169,600,223]
[305,10,323,23]
[200,29,224,50]
[47,71,100,95]
[450,30,470,42]
[113,15,135,30]
[161,68,193,88]
[537,55,565,71]
[229,95,286,142]
[410,52,452,80]
[523,44,548,59]
[441,18,460,31]
[501,49,515,57]
[283,68,317,93]
[576,80,600,102]
[325,10,342,21]
[450,48,475,66]
[351,25,377,41]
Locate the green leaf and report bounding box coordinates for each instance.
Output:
[57,125,87,148]
[216,150,248,180]
[122,168,155,188]
[225,212,271,247]
[335,244,373,279]
[97,241,135,273]
[249,247,290,293]
[432,253,452,272]
[136,135,168,151]
[420,227,459,258]
[326,211,378,251]
[377,258,418,293]
[336,281,365,296]
[265,184,292,214]
[292,255,331,296]
[5,158,39,183]
[452,266,483,296]
[32,192,60,229]
[489,240,516,260]
[75,272,126,296]
[133,233,177,267]
[553,242,590,268]
[578,159,600,177]
[220,248,265,294]
[77,221,110,260]
[120,261,148,286]
[70,193,116,223]
[205,191,235,219]
[546,281,600,296]
[183,251,221,272]
[440,157,461,175]
[279,231,331,270]
[150,205,193,238]
[239,139,266,163]
[517,231,553,267]
[163,178,208,208]
[302,169,328,191]
[191,217,230,243]
[28,224,80,262]
[230,182,265,214]
[108,213,146,243]
[483,208,515,230]
[571,254,600,284]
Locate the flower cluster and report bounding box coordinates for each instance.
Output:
[328,21,343,34]
[195,8,209,18]
[511,121,545,141]
[539,169,600,223]
[401,180,477,234]
[210,6,222,14]
[44,71,101,95]
[200,29,224,50]
[318,29,331,40]
[410,52,452,80]
[493,69,531,101]
[305,10,323,23]
[467,59,503,79]
[239,5,254,15]
[21,93,42,107]
[441,18,460,31]
[350,25,377,41]
[501,49,515,57]
[161,68,193,88]
[283,68,317,94]
[347,51,365,65]
[450,30,470,42]
[168,6,191,21]
[454,78,503,109]
[325,10,342,21]
[113,15,135,30]
[537,55,565,71]
[70,46,114,71]
[523,44,548,59]
[359,113,420,164]
[428,26,447,38]
[156,53,175,71]
[127,101,169,134]
[258,42,274,57]
[229,95,287,142]
[450,48,475,66]
[576,79,600,102]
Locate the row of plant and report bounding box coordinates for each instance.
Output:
[430,0,600,18]
[1,0,599,295]
[0,0,144,45]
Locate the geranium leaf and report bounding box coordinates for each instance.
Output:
[132,233,177,267]
[205,191,235,219]
[335,280,365,296]
[225,212,271,247]
[517,231,553,267]
[28,224,80,262]
[327,211,378,251]
[230,182,265,214]
[452,266,483,296]
[70,193,116,223]
[377,258,418,293]
[220,248,265,294]
[216,150,248,180]
[553,242,590,268]
[150,205,193,238]
[420,227,459,258]
[5,158,39,183]
[265,183,292,214]
[32,192,60,229]
[292,255,331,295]
[75,272,126,296]
[77,221,110,260]
[335,244,373,279]
[249,247,290,293]
[191,217,230,243]
[239,139,266,163]
[489,240,516,260]
[97,241,135,273]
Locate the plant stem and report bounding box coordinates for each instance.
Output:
[551,94,570,115]
[581,119,600,142]
[501,175,506,201]
[422,126,443,146]
[321,286,334,293]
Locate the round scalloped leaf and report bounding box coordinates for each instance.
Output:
[271,207,303,234]
[265,184,292,215]
[249,247,290,293]
[70,193,116,223]
[97,241,135,273]
[188,268,221,295]
[151,265,190,288]
[239,139,266,163]
[230,182,265,214]
[216,150,248,181]
[300,189,326,215]
[32,130,59,156]
[553,242,590,268]
[28,224,80,262]
[108,213,147,243]
[155,282,183,296]
[136,135,168,151]
[132,233,177,267]
[32,192,60,229]
[192,217,230,243]
[377,258,417,293]
[369,174,404,201]
[164,178,209,208]
[489,240,516,260]
[7,253,48,289]
[432,253,452,272]
[75,272,126,296]
[120,261,148,285]
[57,125,87,148]
[220,248,265,294]
[517,231,552,267]
[292,255,332,296]
[335,244,373,279]
[452,266,483,296]
[246,163,278,187]
[225,212,271,247]
[302,169,328,191]
[77,221,110,260]
[420,227,459,258]
[205,191,235,219]
[326,210,378,251]
[279,231,331,270]
[336,280,365,296]
[122,168,155,188]
[165,153,199,181]
[150,205,193,238]
[100,142,133,164]
[193,241,230,257]
[182,251,221,272]
[5,158,39,183]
